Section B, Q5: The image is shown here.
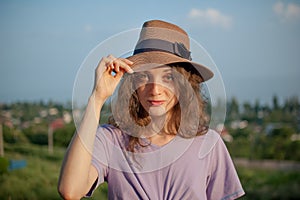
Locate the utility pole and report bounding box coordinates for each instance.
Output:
[48,125,53,155]
[0,123,4,157]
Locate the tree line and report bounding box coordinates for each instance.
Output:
[1,95,299,160]
[225,95,300,161]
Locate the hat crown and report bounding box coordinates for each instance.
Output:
[142,20,188,35]
[128,20,214,81]
[137,20,190,50]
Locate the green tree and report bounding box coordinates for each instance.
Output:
[53,123,75,147]
[227,97,239,121]
[272,95,279,110]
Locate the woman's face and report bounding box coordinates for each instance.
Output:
[134,66,179,117]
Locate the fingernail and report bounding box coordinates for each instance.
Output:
[128,69,134,74]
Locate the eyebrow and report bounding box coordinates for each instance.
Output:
[163,69,172,73]
[138,68,172,74]
[134,66,173,75]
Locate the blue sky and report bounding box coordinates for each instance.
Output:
[0,0,299,105]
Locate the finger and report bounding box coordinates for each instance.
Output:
[110,59,133,74]
[112,60,121,72]
[107,54,116,60]
[123,58,134,65]
[114,68,124,79]
[117,58,134,74]
[109,61,115,70]
[103,54,116,68]
[101,56,114,65]
[95,57,110,77]
[98,57,113,73]
[100,56,133,76]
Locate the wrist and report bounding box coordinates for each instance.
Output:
[89,92,106,110]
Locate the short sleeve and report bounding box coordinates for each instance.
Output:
[206,135,245,200]
[86,125,112,197]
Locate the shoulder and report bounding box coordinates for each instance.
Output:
[96,124,126,138]
[97,124,119,133]
[96,124,129,147]
[195,129,226,159]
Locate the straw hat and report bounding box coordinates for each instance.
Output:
[127,20,214,81]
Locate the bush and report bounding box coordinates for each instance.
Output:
[3,125,17,143]
[26,133,48,145]
[238,167,300,199]
[0,157,9,174]
[23,126,48,145]
[53,124,75,147]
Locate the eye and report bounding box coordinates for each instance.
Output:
[163,73,174,82]
[134,72,149,84]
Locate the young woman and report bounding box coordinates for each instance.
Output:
[58,20,245,199]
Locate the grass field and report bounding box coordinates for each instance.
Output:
[1,144,299,199]
[0,144,108,200]
[237,166,300,199]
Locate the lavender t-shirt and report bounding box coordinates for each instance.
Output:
[88,124,245,199]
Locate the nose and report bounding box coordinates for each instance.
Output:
[147,82,162,96]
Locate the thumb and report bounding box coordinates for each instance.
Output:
[114,69,124,80]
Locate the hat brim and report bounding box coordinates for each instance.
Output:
[127,51,214,82]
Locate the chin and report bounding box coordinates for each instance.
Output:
[148,106,168,117]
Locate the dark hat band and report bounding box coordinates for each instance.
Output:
[133,39,192,61]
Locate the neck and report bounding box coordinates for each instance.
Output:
[150,114,166,133]
[147,125,176,147]
[149,111,177,135]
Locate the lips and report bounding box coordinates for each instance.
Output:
[148,100,165,106]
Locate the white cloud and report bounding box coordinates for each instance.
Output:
[273,1,300,22]
[188,8,233,29]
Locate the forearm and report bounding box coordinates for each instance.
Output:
[58,94,105,198]
[58,55,133,199]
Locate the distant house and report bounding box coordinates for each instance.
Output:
[216,124,233,143]
[50,118,64,130]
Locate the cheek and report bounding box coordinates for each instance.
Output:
[136,87,144,98]
[169,95,179,107]
[166,87,179,101]
[164,90,178,107]
[136,87,147,105]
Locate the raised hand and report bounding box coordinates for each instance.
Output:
[92,55,134,101]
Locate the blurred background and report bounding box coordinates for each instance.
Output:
[0,0,299,199]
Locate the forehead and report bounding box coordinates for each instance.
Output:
[136,65,172,74]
